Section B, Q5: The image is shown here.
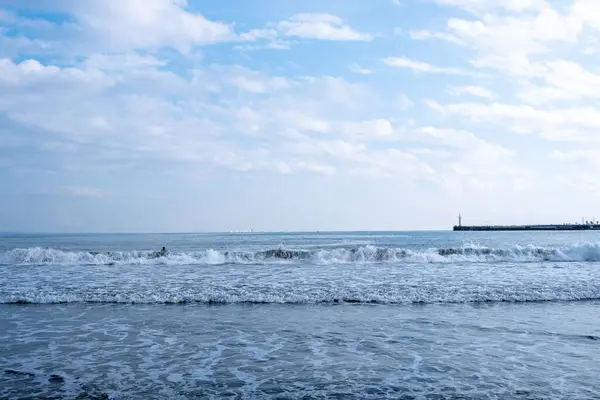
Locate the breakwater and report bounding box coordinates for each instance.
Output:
[453,224,600,231]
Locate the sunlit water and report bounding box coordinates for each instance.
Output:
[2,231,600,399]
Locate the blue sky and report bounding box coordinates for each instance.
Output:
[1,0,600,232]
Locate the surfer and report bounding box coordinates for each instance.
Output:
[150,246,168,258]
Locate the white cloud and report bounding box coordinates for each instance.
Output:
[2,52,524,193]
[0,0,234,56]
[82,53,167,71]
[239,28,279,42]
[234,40,291,52]
[448,85,495,99]
[409,29,464,45]
[426,99,600,143]
[428,100,600,128]
[516,60,600,104]
[349,64,373,74]
[339,119,396,139]
[0,55,439,180]
[408,125,531,197]
[215,65,291,94]
[235,13,373,49]
[445,11,580,69]
[412,4,583,79]
[293,139,437,180]
[550,149,600,165]
[0,2,373,58]
[275,13,372,41]
[69,0,235,53]
[571,0,600,31]
[418,126,484,148]
[0,58,112,89]
[432,0,548,13]
[416,126,515,168]
[383,57,469,75]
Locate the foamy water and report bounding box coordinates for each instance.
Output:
[2,231,600,399]
[5,241,600,267]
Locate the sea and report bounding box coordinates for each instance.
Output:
[1,230,600,399]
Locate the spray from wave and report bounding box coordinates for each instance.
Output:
[3,243,600,266]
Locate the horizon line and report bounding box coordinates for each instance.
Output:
[0,228,452,235]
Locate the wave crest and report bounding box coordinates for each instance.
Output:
[3,243,600,266]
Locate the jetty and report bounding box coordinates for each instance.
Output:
[453,214,600,231]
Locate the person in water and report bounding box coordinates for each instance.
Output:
[152,246,168,258]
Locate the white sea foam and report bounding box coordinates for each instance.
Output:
[3,281,600,305]
[3,242,600,305]
[3,243,600,266]
[0,274,600,304]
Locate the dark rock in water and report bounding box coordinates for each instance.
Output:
[258,249,308,260]
[264,249,293,259]
[438,247,497,256]
[438,248,456,256]
[49,374,65,384]
[4,369,35,377]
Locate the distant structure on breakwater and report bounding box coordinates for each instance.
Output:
[453,214,600,231]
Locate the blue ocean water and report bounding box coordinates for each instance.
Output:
[2,230,600,399]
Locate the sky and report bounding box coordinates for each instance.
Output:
[1,0,600,233]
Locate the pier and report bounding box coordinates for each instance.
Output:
[453,214,600,231]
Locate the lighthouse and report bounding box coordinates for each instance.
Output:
[458,213,462,227]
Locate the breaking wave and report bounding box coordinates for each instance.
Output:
[3,243,600,266]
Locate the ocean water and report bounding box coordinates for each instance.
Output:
[2,230,600,399]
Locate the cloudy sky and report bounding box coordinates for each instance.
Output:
[1,0,599,233]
